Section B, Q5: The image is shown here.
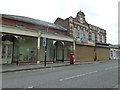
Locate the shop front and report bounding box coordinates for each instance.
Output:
[1,34,37,64]
[1,28,74,64]
[1,18,74,64]
[39,37,73,63]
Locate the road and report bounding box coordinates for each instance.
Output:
[2,60,119,88]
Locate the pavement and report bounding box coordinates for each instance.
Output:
[1,60,109,73]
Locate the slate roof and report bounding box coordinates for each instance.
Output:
[1,14,67,31]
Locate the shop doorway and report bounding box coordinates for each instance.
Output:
[54,41,64,62]
[2,44,13,64]
[2,35,19,64]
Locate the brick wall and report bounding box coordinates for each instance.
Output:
[54,18,70,36]
[2,18,67,35]
[2,18,40,30]
[54,18,69,29]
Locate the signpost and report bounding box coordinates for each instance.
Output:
[43,38,47,66]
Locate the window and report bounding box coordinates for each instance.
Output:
[116,51,118,58]
[118,51,120,58]
[78,26,80,30]
[97,34,100,42]
[110,51,113,58]
[102,35,105,43]
[92,33,95,41]
[83,30,86,38]
[85,31,88,38]
[19,37,37,61]
[80,30,83,39]
[73,28,78,38]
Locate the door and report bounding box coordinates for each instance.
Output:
[54,42,64,61]
[2,44,13,64]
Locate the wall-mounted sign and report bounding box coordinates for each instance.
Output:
[76,38,81,42]
[82,38,88,41]
[16,25,25,29]
[81,38,88,43]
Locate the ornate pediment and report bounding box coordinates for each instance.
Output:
[77,11,85,23]
[77,10,85,17]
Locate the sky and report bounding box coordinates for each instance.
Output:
[0,0,119,45]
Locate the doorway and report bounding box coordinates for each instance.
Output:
[2,44,13,64]
[2,35,18,64]
[54,41,64,62]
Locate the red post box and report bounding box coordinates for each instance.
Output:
[70,53,74,64]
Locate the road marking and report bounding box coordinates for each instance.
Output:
[113,84,118,88]
[27,86,33,88]
[59,70,98,81]
[105,66,118,70]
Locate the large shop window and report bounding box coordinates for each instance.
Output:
[19,37,37,61]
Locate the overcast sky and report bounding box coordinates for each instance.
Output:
[0,0,119,45]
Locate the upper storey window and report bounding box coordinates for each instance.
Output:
[102,35,105,43]
[85,31,88,38]
[97,34,100,42]
[73,28,78,38]
[80,30,83,39]
[92,33,95,41]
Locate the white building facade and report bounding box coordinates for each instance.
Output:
[110,45,120,60]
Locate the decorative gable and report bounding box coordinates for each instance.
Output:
[76,11,85,24]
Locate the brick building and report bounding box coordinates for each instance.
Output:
[55,11,110,62]
[0,11,110,64]
[0,14,74,64]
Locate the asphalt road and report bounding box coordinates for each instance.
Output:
[2,60,119,88]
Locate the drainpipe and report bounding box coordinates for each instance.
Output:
[12,36,15,64]
[94,33,97,61]
[73,37,76,62]
[0,34,2,64]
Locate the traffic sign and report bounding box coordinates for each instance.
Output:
[43,38,47,47]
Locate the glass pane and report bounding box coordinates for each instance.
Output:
[2,45,6,59]
[19,37,37,61]
[13,45,19,62]
[7,45,13,59]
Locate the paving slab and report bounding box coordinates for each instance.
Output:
[1,60,108,73]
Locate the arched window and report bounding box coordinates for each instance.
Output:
[80,30,83,39]
[92,33,95,41]
[85,31,88,38]
[73,28,78,38]
[97,34,100,42]
[102,35,105,43]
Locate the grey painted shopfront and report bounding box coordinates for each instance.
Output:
[0,25,74,64]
